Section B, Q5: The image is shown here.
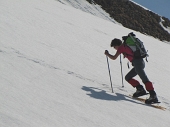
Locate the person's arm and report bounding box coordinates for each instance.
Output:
[104,50,120,60]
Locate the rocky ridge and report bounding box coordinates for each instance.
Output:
[86,0,170,42]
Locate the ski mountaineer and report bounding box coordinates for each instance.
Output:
[104,38,158,104]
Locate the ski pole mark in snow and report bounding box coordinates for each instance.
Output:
[94,29,107,35]
[6,47,102,85]
[4,47,61,71]
[57,0,66,5]
[67,70,101,84]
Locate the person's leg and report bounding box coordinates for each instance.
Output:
[125,67,146,97]
[125,68,139,87]
[133,59,158,103]
[133,59,154,91]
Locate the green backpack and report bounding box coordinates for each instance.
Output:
[122,32,148,59]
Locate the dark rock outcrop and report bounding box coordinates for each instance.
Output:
[86,0,170,42]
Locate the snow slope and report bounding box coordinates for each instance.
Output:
[0,0,170,127]
[160,17,170,35]
[57,0,118,23]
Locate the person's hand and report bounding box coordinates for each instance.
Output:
[104,50,109,56]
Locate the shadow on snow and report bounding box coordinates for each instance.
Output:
[82,86,143,105]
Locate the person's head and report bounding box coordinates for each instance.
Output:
[110,38,122,50]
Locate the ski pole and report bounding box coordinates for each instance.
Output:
[106,56,114,93]
[120,55,124,87]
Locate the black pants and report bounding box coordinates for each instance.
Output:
[125,59,149,83]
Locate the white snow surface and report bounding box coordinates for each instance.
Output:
[160,17,170,35]
[57,0,119,24]
[0,0,170,127]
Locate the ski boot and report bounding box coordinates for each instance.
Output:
[133,85,147,97]
[145,90,158,104]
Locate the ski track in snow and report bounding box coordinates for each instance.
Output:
[2,45,170,111]
[1,46,104,86]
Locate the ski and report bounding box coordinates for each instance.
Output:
[128,95,166,110]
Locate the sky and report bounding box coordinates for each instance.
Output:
[131,0,170,20]
[1,0,170,127]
